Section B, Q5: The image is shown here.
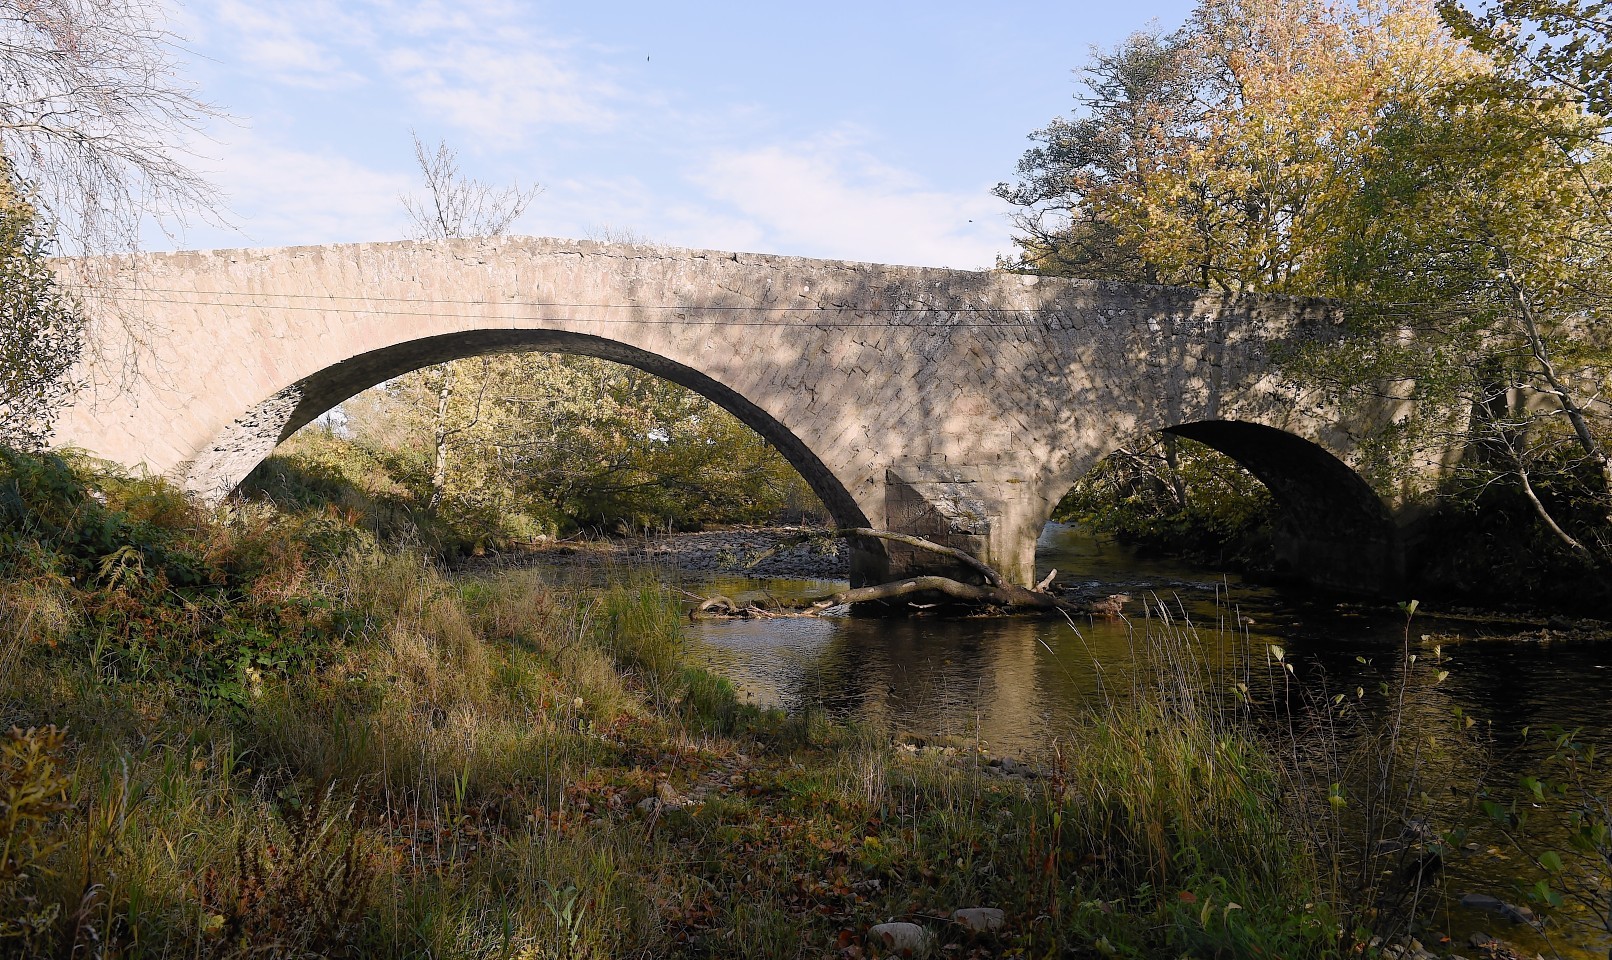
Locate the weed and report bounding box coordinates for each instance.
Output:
[198,787,377,959]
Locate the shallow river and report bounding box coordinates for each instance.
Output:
[679,524,1612,957]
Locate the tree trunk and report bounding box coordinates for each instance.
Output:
[427,363,456,515]
[804,576,1094,614]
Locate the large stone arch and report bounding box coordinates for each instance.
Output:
[191,328,870,534]
[53,237,1434,592]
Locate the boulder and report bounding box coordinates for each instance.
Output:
[1459,893,1540,927]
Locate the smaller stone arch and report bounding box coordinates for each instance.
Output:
[1044,420,1402,594]
[1162,420,1402,591]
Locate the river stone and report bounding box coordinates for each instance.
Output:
[952,907,1005,933]
[1459,893,1539,926]
[1467,930,1534,959]
[868,922,931,957]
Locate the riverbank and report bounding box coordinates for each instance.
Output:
[3,450,1525,959]
[454,526,853,581]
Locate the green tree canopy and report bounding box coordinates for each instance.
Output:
[0,165,81,450]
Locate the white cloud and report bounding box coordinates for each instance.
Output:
[212,0,369,89]
[687,137,1010,269]
[384,42,619,144]
[191,0,622,135]
[186,131,413,248]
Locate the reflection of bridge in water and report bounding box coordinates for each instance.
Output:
[58,238,1422,591]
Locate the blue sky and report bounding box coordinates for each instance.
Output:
[164,1,1198,268]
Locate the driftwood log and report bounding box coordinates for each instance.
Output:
[694,528,1129,619]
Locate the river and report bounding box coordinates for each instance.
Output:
[677,523,1612,958]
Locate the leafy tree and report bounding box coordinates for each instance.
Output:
[0,164,81,450]
[995,30,1210,284]
[998,0,1479,297]
[1305,75,1612,564]
[1437,0,1612,118]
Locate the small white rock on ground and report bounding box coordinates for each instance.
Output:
[951,907,1005,933]
[867,921,931,957]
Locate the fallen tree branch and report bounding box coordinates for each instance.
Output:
[704,527,1130,619]
[806,575,1068,611]
[689,580,1129,620]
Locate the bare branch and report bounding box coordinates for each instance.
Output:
[0,0,224,256]
[400,132,540,240]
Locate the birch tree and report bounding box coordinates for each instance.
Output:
[397,134,539,514]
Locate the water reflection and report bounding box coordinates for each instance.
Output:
[679,524,1612,957]
[688,526,1612,761]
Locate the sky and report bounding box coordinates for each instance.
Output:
[160,1,1199,269]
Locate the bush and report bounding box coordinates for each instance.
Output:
[1055,435,1275,566]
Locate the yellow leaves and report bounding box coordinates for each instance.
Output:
[1119,0,1494,294]
[0,724,73,885]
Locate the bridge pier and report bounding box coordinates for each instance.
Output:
[856,462,1043,588]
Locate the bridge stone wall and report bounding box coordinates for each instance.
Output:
[54,237,1408,590]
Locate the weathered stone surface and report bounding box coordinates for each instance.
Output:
[54,237,1421,590]
[951,906,1005,933]
[868,921,931,956]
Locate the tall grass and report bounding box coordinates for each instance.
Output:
[0,449,1492,958]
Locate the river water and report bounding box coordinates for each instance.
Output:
[678,524,1612,957]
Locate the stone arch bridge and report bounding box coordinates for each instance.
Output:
[54,238,1419,592]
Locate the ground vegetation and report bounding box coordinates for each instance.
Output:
[2,449,1536,958]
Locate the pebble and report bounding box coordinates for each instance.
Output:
[984,756,1039,780]
[1467,930,1538,959]
[1459,893,1540,927]
[867,922,931,957]
[951,907,1004,933]
[656,781,686,808]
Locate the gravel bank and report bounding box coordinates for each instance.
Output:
[455,527,851,582]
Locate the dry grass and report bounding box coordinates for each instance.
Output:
[0,450,1459,959]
